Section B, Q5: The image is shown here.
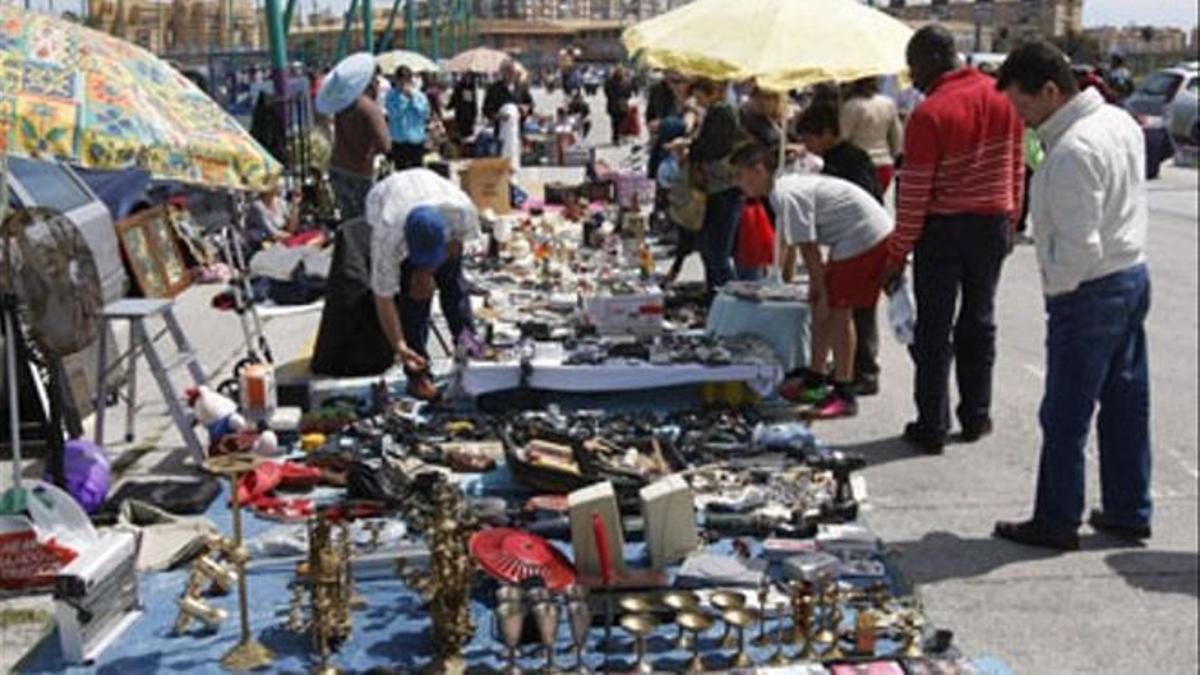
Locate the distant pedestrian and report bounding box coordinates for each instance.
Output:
[687,77,743,294]
[887,25,1025,454]
[317,54,391,222]
[839,76,903,195]
[385,66,430,171]
[992,41,1152,551]
[603,65,635,146]
[448,73,479,142]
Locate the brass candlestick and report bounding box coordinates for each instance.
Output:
[204,454,275,671]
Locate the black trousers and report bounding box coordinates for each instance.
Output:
[391,142,425,170]
[910,214,1009,434]
[853,305,880,383]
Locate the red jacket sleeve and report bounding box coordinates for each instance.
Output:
[889,107,939,263]
[1009,118,1026,232]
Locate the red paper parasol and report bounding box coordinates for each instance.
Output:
[469,527,577,591]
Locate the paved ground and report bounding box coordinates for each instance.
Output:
[2,88,1196,672]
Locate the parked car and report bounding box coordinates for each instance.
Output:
[1125,65,1197,178]
[1165,73,1199,152]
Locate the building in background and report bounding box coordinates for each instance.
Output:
[883,0,1083,52]
[1085,25,1192,57]
[86,0,261,53]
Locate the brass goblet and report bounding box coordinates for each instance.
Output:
[496,601,527,675]
[710,590,746,650]
[619,613,660,674]
[769,601,790,667]
[677,610,714,673]
[752,580,770,647]
[661,590,701,649]
[722,607,759,670]
[618,595,655,615]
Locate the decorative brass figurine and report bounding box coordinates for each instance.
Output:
[289,513,355,675]
[394,475,477,673]
[203,454,275,671]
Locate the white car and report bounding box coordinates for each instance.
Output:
[1165,72,1199,151]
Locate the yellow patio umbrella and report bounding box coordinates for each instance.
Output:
[622,0,913,91]
[377,49,440,75]
[0,5,280,192]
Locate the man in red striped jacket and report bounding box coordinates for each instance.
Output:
[887,25,1025,454]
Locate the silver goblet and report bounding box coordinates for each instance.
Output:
[567,599,593,673]
[496,601,527,675]
[533,595,561,674]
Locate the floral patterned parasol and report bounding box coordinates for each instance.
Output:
[0,5,281,192]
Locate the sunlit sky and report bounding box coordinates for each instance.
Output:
[7,0,1198,29]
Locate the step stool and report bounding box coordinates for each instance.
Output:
[93,298,207,459]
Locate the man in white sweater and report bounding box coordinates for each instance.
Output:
[991,42,1152,551]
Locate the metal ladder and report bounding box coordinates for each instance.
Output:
[93,298,207,459]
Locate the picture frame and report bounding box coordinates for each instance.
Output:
[114,206,191,298]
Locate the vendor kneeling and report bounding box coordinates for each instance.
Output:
[313,168,478,399]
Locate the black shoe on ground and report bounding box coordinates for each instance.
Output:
[1088,509,1152,541]
[902,422,946,455]
[853,377,880,397]
[993,519,1080,551]
[959,417,994,443]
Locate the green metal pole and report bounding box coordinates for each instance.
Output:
[404,0,415,52]
[379,0,403,52]
[264,0,289,92]
[282,0,297,31]
[335,0,359,60]
[430,0,439,61]
[362,0,374,53]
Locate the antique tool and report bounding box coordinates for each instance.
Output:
[619,613,659,674]
[710,590,745,649]
[53,531,142,664]
[661,590,700,649]
[496,601,527,675]
[533,591,561,674]
[855,608,878,657]
[722,607,758,669]
[900,610,924,658]
[768,602,790,667]
[753,578,770,646]
[678,610,714,673]
[566,585,593,674]
[203,454,274,671]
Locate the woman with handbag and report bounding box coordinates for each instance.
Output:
[687,77,743,294]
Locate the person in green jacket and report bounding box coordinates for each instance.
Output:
[1016,127,1044,244]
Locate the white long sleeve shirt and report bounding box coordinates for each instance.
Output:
[1031,88,1148,297]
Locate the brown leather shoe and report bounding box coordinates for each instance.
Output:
[406,375,439,401]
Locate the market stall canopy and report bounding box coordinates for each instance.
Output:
[0,5,281,192]
[376,50,440,76]
[444,47,527,77]
[621,0,913,91]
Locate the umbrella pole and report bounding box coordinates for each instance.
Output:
[0,140,18,493]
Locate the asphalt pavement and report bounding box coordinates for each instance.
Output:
[1,88,1196,673]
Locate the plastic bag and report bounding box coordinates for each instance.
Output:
[886,272,916,345]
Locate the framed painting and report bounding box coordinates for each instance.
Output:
[114,206,191,298]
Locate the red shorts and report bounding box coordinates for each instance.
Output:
[825,239,888,309]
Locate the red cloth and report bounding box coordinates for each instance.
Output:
[622,104,641,137]
[875,165,894,193]
[889,68,1025,265]
[735,200,775,268]
[825,239,889,309]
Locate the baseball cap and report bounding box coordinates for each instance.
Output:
[405,206,448,269]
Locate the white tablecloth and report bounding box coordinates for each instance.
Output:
[462,342,784,396]
[705,292,811,373]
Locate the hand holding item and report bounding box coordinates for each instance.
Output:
[396,342,428,373]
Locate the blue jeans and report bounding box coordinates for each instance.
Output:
[700,187,743,292]
[330,167,373,222]
[910,214,1008,434]
[1034,264,1152,531]
[398,253,475,373]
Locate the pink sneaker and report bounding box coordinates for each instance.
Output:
[812,393,858,419]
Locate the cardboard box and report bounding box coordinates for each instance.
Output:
[457,158,512,214]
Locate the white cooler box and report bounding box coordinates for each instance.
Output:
[582,288,665,336]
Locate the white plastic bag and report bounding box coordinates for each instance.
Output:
[886,272,916,345]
